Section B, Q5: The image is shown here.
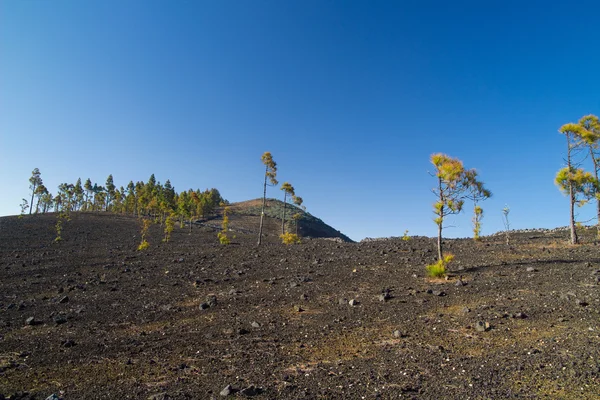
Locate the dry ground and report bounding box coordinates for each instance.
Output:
[1,213,599,399]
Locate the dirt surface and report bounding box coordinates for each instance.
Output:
[1,213,600,399]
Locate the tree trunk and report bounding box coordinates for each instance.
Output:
[281,193,287,235]
[257,168,268,245]
[29,186,35,215]
[437,221,443,261]
[569,181,578,245]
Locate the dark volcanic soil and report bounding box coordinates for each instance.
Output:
[1,213,600,399]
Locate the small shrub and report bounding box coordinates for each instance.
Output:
[217,231,230,245]
[426,253,454,278]
[138,219,151,251]
[402,230,411,241]
[280,232,301,245]
[163,213,175,242]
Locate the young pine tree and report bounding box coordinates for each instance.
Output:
[280,182,295,235]
[557,122,595,244]
[258,152,278,245]
[28,168,43,215]
[430,153,470,261]
[464,170,492,241]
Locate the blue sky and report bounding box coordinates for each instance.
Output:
[2,1,600,241]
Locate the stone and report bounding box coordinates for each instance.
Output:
[240,385,261,396]
[206,295,217,307]
[220,384,234,396]
[475,321,490,332]
[462,307,471,314]
[514,312,528,319]
[349,299,358,306]
[58,296,69,304]
[199,303,210,310]
[576,299,589,307]
[45,395,61,400]
[392,330,406,338]
[294,305,304,313]
[54,315,68,325]
[62,339,76,348]
[299,294,308,300]
[251,321,261,328]
[25,317,37,326]
[379,291,391,302]
[455,279,466,287]
[526,267,537,272]
[338,298,347,305]
[432,290,446,297]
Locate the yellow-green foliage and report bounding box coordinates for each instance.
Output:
[163,213,175,242]
[138,219,151,251]
[218,205,230,245]
[402,229,411,241]
[280,232,301,244]
[54,209,71,243]
[473,205,483,240]
[217,231,230,245]
[426,253,454,278]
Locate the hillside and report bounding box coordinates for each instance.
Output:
[1,213,600,399]
[203,198,353,243]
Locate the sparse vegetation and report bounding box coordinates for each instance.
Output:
[218,204,231,244]
[402,229,411,241]
[426,253,454,278]
[280,232,301,244]
[258,152,278,245]
[502,204,511,245]
[138,219,151,250]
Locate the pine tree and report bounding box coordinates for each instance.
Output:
[258,152,278,245]
[280,182,295,234]
[105,174,116,211]
[430,153,470,260]
[557,123,592,244]
[464,170,492,240]
[576,115,600,234]
[28,168,43,215]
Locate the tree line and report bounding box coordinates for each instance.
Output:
[23,169,225,227]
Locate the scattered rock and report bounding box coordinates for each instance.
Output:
[576,299,589,307]
[58,296,69,304]
[462,307,471,314]
[61,339,76,348]
[45,395,61,400]
[206,295,217,307]
[238,328,249,335]
[240,385,262,396]
[432,290,446,297]
[526,267,537,272]
[54,315,68,325]
[294,305,304,312]
[378,290,392,302]
[513,312,528,319]
[475,321,490,332]
[455,279,466,287]
[251,321,261,328]
[349,299,359,306]
[299,293,308,300]
[199,303,210,310]
[338,298,347,305]
[393,330,407,338]
[220,384,234,396]
[25,317,37,326]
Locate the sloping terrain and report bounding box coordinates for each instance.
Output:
[222,199,352,242]
[1,213,600,399]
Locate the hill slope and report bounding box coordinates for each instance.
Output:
[205,198,353,242]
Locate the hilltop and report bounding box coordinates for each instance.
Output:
[212,198,352,243]
[1,213,600,399]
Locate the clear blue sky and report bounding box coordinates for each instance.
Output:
[2,1,600,241]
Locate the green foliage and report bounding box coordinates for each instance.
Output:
[163,213,175,242]
[426,253,454,278]
[138,219,151,251]
[280,232,301,245]
[54,209,71,243]
[402,229,411,241]
[19,199,29,217]
[502,204,511,245]
[218,205,230,245]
